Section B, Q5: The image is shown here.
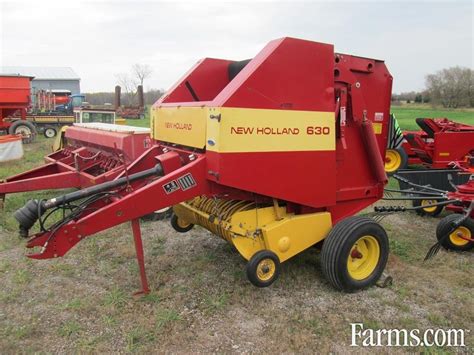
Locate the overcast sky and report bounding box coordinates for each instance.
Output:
[1,0,472,93]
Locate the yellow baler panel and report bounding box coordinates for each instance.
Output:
[152,106,208,149]
[207,107,335,153]
[262,212,332,262]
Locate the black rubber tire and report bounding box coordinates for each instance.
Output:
[321,216,389,292]
[44,127,57,138]
[8,120,37,143]
[385,147,408,175]
[436,214,474,251]
[412,199,444,217]
[246,250,281,288]
[170,213,194,233]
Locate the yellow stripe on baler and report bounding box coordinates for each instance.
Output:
[207,107,335,153]
[152,106,335,152]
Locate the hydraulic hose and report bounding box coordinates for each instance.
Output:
[14,164,163,235]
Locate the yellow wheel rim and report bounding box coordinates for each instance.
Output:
[347,235,380,280]
[256,259,276,282]
[449,226,471,246]
[421,200,438,213]
[176,218,191,229]
[385,149,402,173]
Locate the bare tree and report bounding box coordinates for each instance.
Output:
[426,66,473,108]
[115,64,153,106]
[115,73,138,106]
[132,64,153,87]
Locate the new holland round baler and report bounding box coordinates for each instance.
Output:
[13,37,393,293]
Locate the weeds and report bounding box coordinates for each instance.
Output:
[1,324,35,340]
[389,239,412,261]
[204,292,229,313]
[139,292,161,304]
[155,308,181,329]
[103,288,128,308]
[58,320,82,337]
[58,298,84,310]
[125,327,155,352]
[13,269,32,284]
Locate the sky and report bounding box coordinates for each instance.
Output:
[0,0,472,93]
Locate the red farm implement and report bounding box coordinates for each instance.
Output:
[0,123,151,208]
[0,74,37,142]
[378,162,474,256]
[12,37,394,293]
[384,118,474,174]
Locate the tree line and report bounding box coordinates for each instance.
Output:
[83,89,164,106]
[393,66,473,108]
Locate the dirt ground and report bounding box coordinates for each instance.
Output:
[0,202,472,353]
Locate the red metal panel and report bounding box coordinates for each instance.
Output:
[432,131,474,168]
[65,127,150,162]
[206,150,336,208]
[0,75,32,106]
[214,37,335,112]
[158,58,234,103]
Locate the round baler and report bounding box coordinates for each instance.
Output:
[14,37,393,293]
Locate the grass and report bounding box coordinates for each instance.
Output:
[391,104,473,130]
[102,287,129,308]
[58,321,82,338]
[155,308,181,329]
[0,106,472,352]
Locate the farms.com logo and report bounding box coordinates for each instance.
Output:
[350,323,469,347]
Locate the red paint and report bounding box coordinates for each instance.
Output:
[402,118,474,169]
[0,75,32,130]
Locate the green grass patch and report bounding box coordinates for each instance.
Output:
[203,292,229,313]
[155,308,181,329]
[102,287,129,309]
[391,105,473,130]
[125,327,156,352]
[58,298,85,311]
[389,239,411,261]
[57,320,82,338]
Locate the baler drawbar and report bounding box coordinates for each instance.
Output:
[13,37,394,293]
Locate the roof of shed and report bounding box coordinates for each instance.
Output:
[0,66,80,80]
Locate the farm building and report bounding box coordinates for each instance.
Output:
[0,66,81,94]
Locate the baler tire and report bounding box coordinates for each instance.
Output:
[436,214,474,251]
[8,120,37,144]
[321,216,389,292]
[384,148,407,175]
[246,250,281,288]
[170,214,194,233]
[412,199,444,217]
